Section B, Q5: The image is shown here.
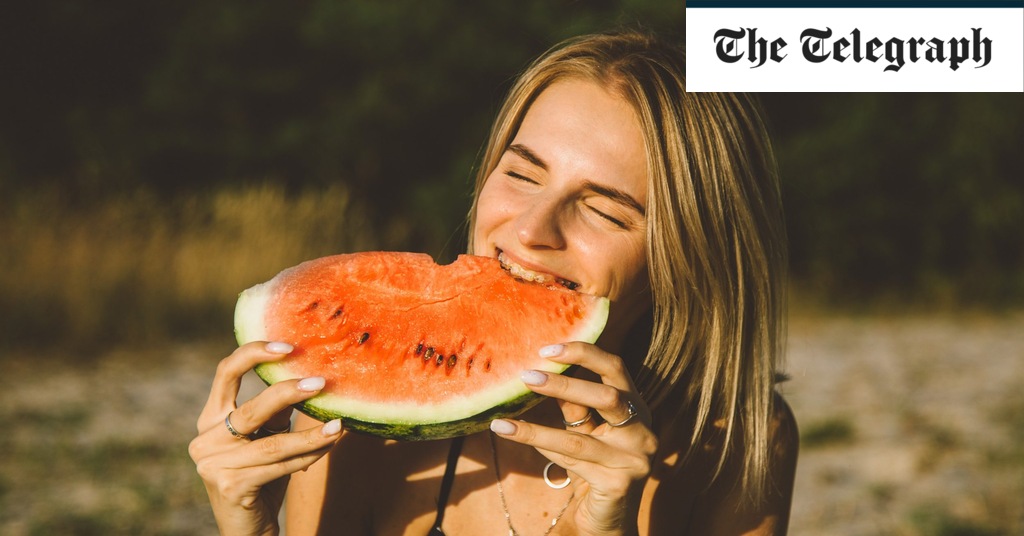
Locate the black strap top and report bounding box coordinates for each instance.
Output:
[428,436,465,535]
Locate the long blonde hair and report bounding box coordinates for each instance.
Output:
[467,30,788,504]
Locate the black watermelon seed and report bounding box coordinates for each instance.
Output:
[307,301,320,311]
[358,332,369,344]
[466,357,475,369]
[484,359,492,372]
[332,307,343,319]
[447,355,457,368]
[435,354,445,366]
[415,343,424,355]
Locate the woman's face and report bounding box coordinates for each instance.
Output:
[473,79,650,332]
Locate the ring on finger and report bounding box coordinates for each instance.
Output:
[254,422,291,438]
[606,400,638,428]
[562,412,592,428]
[224,411,252,440]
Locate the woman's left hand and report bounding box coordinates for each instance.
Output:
[490,341,659,536]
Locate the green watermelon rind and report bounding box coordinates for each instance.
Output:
[260,372,552,441]
[234,263,610,441]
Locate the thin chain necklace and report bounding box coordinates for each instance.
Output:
[489,433,574,536]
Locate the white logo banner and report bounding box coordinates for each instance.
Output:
[686,2,1024,92]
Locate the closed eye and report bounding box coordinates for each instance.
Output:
[589,206,628,229]
[506,170,538,184]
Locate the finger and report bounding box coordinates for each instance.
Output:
[490,420,650,495]
[236,419,343,469]
[217,444,336,495]
[198,431,338,498]
[219,376,326,439]
[539,342,636,392]
[258,407,294,437]
[490,419,617,467]
[521,370,643,429]
[199,341,295,429]
[556,398,596,433]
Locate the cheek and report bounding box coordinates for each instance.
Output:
[472,177,505,254]
[579,234,647,297]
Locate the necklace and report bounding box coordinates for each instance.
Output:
[489,434,574,536]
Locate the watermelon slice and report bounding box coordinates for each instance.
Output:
[234,252,609,440]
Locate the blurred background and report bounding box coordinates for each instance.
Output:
[0,1,1021,534]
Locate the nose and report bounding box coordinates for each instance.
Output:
[515,196,566,250]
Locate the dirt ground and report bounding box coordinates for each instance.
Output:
[783,312,1024,535]
[1,311,1022,535]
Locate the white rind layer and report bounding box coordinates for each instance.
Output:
[236,273,610,425]
[234,281,272,346]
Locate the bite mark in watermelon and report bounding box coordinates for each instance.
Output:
[234,252,609,440]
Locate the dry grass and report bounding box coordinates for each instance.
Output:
[0,184,377,348]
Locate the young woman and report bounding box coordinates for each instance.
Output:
[189,30,798,535]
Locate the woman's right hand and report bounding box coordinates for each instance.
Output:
[188,341,343,536]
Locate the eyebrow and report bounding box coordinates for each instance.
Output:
[508,143,548,171]
[506,143,646,215]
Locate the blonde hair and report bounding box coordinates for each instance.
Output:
[467,30,787,504]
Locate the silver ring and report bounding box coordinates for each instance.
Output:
[260,423,291,435]
[606,400,638,428]
[543,462,571,489]
[562,412,592,428]
[224,411,252,440]
[253,422,291,439]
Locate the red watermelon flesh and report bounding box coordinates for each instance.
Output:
[234,252,609,440]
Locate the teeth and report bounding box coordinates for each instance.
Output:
[498,251,579,290]
[498,252,553,283]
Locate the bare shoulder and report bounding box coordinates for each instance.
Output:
[698,393,798,535]
[645,393,799,535]
[771,393,799,466]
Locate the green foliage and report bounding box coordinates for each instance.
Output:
[762,94,1024,305]
[909,504,1004,536]
[800,416,856,448]
[2,1,683,258]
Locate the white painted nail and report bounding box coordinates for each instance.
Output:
[520,370,547,386]
[490,419,517,435]
[297,377,326,392]
[322,419,342,435]
[539,344,564,358]
[266,341,294,354]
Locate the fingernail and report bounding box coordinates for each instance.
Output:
[322,419,342,435]
[520,369,547,386]
[539,344,564,358]
[297,376,326,392]
[266,341,294,354]
[490,419,517,435]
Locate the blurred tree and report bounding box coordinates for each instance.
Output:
[762,93,1024,305]
[1,2,1020,306]
[1,0,684,256]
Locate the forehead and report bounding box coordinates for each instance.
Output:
[514,79,648,205]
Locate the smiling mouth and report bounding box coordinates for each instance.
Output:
[497,250,580,291]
